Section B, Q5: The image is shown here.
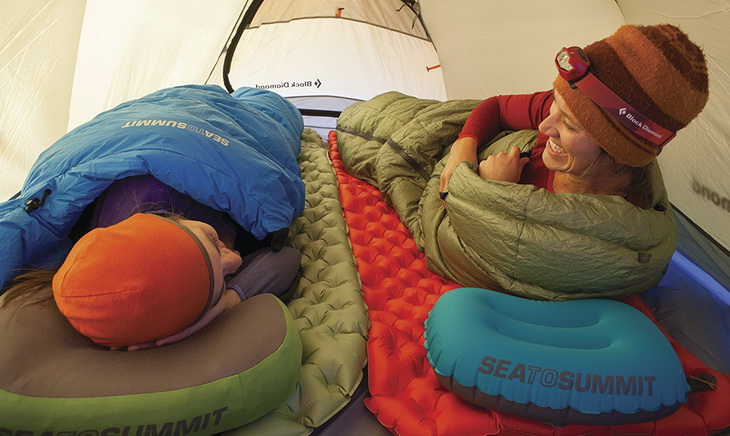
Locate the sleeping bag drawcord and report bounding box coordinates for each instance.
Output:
[269,228,289,252]
[24,189,52,213]
[687,373,718,392]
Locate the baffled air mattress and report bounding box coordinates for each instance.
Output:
[223,129,369,435]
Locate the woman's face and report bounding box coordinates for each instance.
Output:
[180,219,242,305]
[538,91,606,176]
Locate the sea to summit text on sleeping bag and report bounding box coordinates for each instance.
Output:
[121,120,230,146]
[479,356,657,396]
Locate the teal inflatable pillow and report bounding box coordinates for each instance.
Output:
[0,293,302,433]
[424,288,688,426]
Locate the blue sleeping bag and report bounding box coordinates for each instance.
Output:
[0,85,304,289]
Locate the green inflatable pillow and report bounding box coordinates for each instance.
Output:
[0,293,302,433]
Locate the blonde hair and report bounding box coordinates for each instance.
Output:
[603,151,654,209]
[1,269,55,308]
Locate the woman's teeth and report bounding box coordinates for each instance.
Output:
[549,138,566,154]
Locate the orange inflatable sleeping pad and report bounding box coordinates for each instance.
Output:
[328,131,730,436]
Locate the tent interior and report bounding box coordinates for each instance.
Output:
[2,0,729,434]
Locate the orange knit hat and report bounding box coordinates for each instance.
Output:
[554,24,709,167]
[53,213,215,347]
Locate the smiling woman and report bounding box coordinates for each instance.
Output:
[440,24,709,209]
[429,24,710,298]
[336,23,709,300]
[539,91,638,201]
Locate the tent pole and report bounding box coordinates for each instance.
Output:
[223,0,265,93]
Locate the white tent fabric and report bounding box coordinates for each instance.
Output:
[422,0,626,98]
[208,0,446,101]
[67,1,243,130]
[205,0,446,137]
[1,1,729,430]
[0,0,84,202]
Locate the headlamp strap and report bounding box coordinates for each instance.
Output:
[574,73,676,147]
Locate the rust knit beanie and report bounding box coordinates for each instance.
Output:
[554,24,709,167]
[53,213,215,348]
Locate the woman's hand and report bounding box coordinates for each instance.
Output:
[478,146,529,183]
[439,137,479,200]
[120,288,242,351]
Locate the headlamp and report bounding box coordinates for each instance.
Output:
[556,47,591,86]
[555,46,675,147]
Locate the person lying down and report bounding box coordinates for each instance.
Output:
[2,176,302,350]
[0,84,306,349]
[335,24,709,300]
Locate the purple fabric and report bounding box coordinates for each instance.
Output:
[86,175,237,242]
